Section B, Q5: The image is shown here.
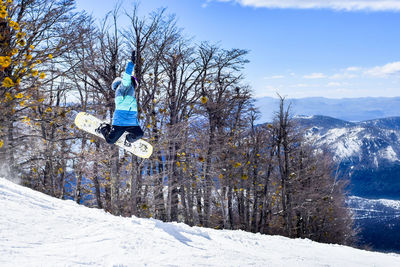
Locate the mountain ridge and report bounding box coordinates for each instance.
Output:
[294,115,400,199]
[255,96,400,123]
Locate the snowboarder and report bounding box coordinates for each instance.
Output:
[96,50,144,147]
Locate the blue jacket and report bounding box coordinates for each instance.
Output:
[111,61,139,126]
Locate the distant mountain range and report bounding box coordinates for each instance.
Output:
[294,115,400,252]
[257,100,400,252]
[255,96,400,123]
[294,115,400,199]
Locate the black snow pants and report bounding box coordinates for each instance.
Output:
[100,124,144,145]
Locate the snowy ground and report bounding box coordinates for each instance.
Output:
[1,178,399,267]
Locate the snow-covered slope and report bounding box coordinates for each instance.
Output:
[1,178,399,266]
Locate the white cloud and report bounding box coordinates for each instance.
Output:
[264,75,285,79]
[212,0,400,11]
[289,83,321,88]
[292,83,310,88]
[365,61,400,77]
[328,66,364,79]
[259,62,400,98]
[327,82,343,87]
[346,66,361,72]
[303,72,326,79]
[330,73,358,79]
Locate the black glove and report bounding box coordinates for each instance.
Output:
[131,50,136,63]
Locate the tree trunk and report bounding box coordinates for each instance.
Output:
[196,188,203,226]
[169,139,180,222]
[110,147,120,215]
[227,187,234,229]
[93,147,103,209]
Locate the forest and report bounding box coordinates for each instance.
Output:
[0,0,356,245]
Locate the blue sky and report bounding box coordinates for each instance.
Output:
[75,0,400,99]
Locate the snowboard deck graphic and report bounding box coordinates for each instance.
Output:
[74,112,153,159]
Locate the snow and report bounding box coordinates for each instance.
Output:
[347,196,400,223]
[349,196,400,210]
[315,127,363,159]
[1,178,400,266]
[379,146,398,162]
[306,123,400,163]
[294,115,315,119]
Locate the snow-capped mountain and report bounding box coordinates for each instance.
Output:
[295,115,400,199]
[1,177,399,266]
[299,115,400,165]
[293,115,400,253]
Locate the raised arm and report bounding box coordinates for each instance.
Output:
[121,50,136,87]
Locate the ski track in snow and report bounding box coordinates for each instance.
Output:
[1,178,400,267]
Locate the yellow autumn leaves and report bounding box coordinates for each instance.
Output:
[0,0,12,21]
[0,56,11,68]
[9,20,19,31]
[0,1,14,25]
[2,77,13,87]
[233,162,242,168]
[0,5,7,19]
[0,0,49,89]
[2,92,39,107]
[2,70,44,88]
[200,96,208,104]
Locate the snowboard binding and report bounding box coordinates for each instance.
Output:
[96,123,110,135]
[124,138,132,147]
[124,134,140,147]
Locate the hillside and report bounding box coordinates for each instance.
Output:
[1,177,399,266]
[347,196,400,253]
[291,115,400,253]
[295,115,400,199]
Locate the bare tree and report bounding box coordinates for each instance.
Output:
[0,1,357,247]
[0,0,91,194]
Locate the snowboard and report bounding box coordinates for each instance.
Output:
[74,112,153,159]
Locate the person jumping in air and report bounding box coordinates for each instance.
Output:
[96,50,144,147]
